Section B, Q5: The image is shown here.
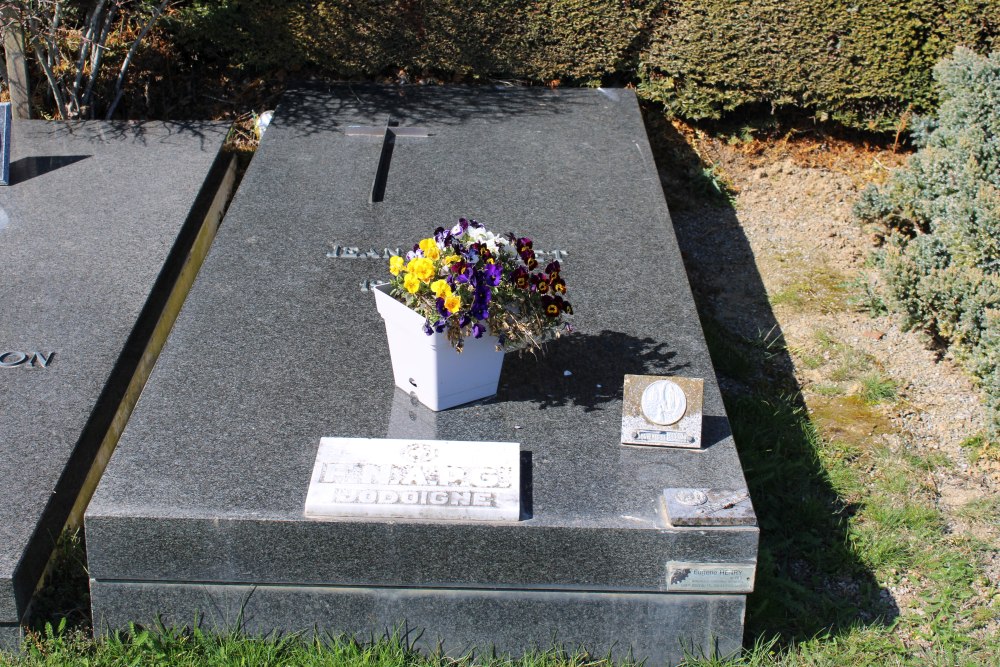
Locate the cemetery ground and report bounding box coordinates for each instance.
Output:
[1,101,997,667]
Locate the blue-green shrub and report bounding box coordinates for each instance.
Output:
[856,47,1000,434]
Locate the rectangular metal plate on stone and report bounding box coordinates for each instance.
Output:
[621,374,704,448]
[0,102,10,186]
[662,488,756,527]
[665,562,755,593]
[304,437,521,521]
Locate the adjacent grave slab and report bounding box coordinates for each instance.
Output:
[86,85,758,664]
[0,120,233,645]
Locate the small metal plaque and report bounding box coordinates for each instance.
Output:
[662,487,756,527]
[621,374,704,448]
[0,102,11,186]
[665,562,755,593]
[304,437,521,521]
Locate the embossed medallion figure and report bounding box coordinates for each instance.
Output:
[640,379,687,425]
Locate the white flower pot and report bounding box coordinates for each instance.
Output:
[374,283,505,411]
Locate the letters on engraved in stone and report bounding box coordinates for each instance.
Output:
[621,374,704,448]
[304,437,521,521]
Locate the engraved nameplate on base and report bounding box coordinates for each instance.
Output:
[304,437,521,521]
[665,562,756,593]
[621,374,704,448]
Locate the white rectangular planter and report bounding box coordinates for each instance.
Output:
[374,283,505,411]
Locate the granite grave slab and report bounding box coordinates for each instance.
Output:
[86,85,758,664]
[0,120,233,646]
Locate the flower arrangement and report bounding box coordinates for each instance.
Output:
[387,218,573,352]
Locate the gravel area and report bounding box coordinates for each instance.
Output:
[657,118,998,640]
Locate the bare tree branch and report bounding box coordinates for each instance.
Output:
[106,0,168,120]
[82,2,117,110]
[32,41,67,118]
[9,1,169,119]
[71,1,105,114]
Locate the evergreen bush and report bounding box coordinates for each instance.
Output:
[855,47,1000,434]
[639,0,1000,131]
[167,1,999,132]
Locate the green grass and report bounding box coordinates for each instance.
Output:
[860,373,897,405]
[5,622,643,667]
[692,309,998,666]
[2,624,794,667]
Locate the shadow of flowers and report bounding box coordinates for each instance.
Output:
[497,329,688,411]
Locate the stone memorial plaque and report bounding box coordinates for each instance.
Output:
[662,487,756,527]
[0,103,10,186]
[665,562,755,593]
[305,437,521,521]
[621,374,704,447]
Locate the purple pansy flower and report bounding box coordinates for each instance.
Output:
[484,262,502,287]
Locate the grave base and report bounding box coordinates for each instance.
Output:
[0,625,19,650]
[91,581,744,664]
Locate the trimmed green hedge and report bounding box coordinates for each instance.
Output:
[170,1,999,131]
[169,1,653,81]
[639,1,1000,130]
[856,47,1000,435]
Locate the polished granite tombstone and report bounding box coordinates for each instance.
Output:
[86,85,758,663]
[0,120,233,646]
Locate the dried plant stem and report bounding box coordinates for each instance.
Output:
[105,0,168,120]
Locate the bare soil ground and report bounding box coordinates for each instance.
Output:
[651,114,1000,649]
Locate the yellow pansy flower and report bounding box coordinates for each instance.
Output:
[443,254,461,266]
[444,293,462,314]
[419,238,441,261]
[403,273,421,294]
[409,257,436,283]
[389,255,404,275]
[430,279,452,299]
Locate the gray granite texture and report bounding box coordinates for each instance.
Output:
[86,86,758,660]
[0,121,229,630]
[0,625,19,651]
[91,581,746,664]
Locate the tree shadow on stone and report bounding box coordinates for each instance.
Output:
[641,106,900,645]
[35,120,227,152]
[498,329,687,412]
[276,83,581,138]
